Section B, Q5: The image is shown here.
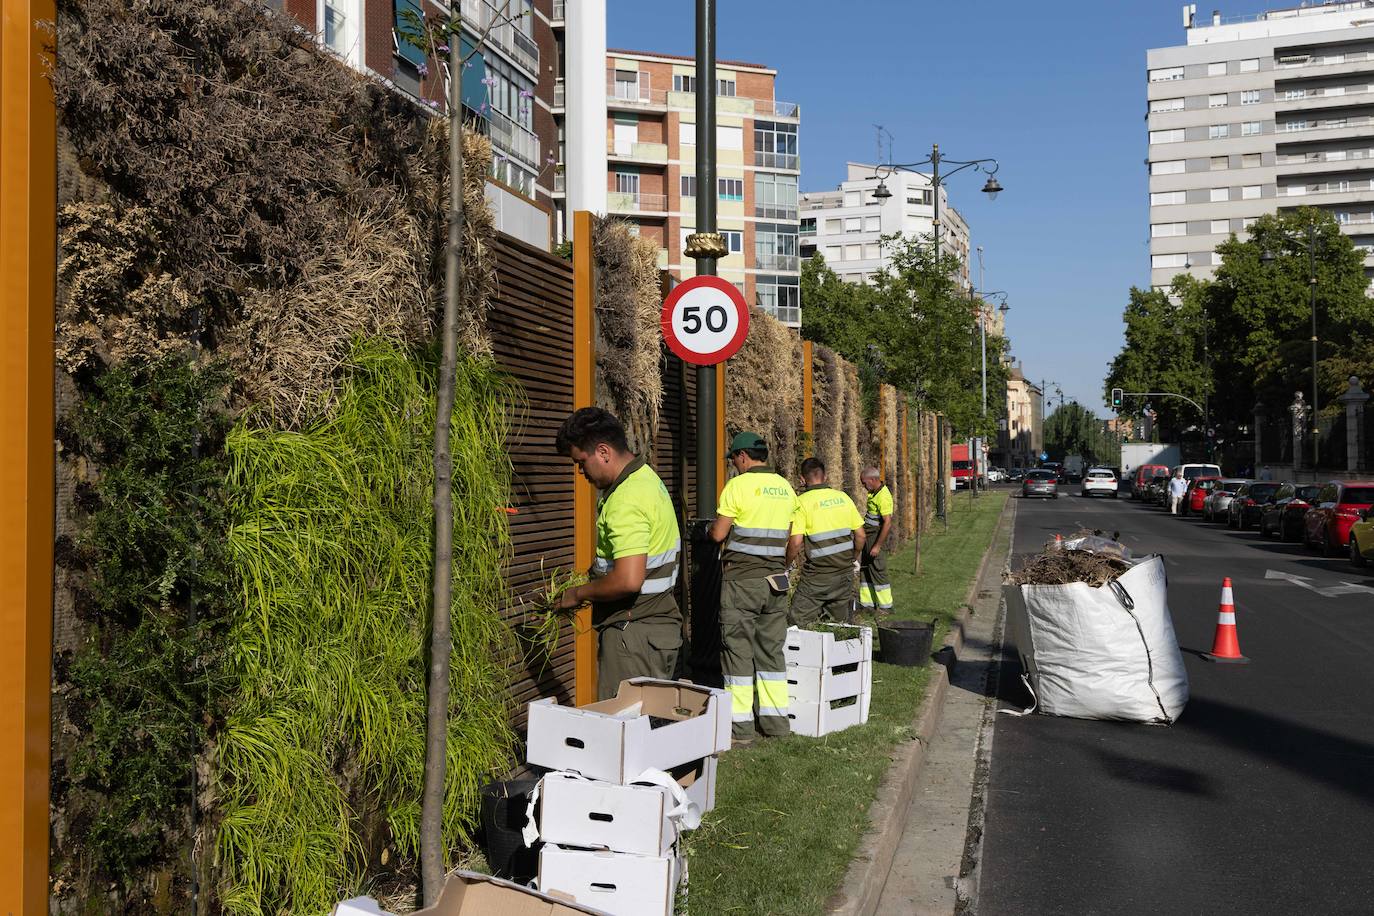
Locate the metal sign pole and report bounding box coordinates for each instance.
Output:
[692,0,721,516]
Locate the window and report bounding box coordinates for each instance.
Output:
[1209,124,1229,138]
[612,117,637,155]
[799,217,816,235]
[325,0,358,59]
[613,68,639,100]
[1240,58,1260,72]
[1338,179,1351,192]
[1150,97,1185,112]
[1284,119,1308,132]
[1337,211,1352,224]
[1241,121,1261,136]
[864,243,881,259]
[1327,85,1345,96]
[1242,217,1257,229]
[1210,251,1224,266]
[717,177,743,201]
[1243,152,1262,167]
[754,121,799,169]
[1151,190,1187,205]
[1211,219,1230,234]
[1285,88,1307,100]
[905,190,933,205]
[1150,66,1184,82]
[757,275,800,325]
[1150,128,1185,144]
[1324,53,1345,65]
[1210,187,1229,202]
[614,171,638,195]
[864,216,880,232]
[1209,93,1229,108]
[673,74,696,93]
[1326,117,1348,129]
[1211,156,1229,170]
[844,217,861,233]
[754,223,798,270]
[680,175,698,197]
[755,172,798,219]
[1286,184,1306,196]
[825,245,843,261]
[1207,62,1227,77]
[723,230,743,253]
[1151,159,1185,175]
[1242,184,1261,199]
[485,55,537,131]
[1151,222,1187,237]
[825,218,842,233]
[1152,253,1188,268]
[717,78,736,97]
[679,122,695,147]
[843,190,862,208]
[717,125,742,150]
[1241,90,1261,105]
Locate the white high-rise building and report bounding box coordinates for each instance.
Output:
[799,163,971,290]
[1147,1,1374,289]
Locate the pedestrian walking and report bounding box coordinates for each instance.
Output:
[554,407,683,700]
[1168,470,1188,515]
[786,457,866,627]
[859,467,894,613]
[709,431,799,742]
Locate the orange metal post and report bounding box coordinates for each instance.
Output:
[801,340,814,436]
[571,211,597,704]
[1,1,57,910]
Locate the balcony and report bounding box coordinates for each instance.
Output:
[553,79,565,109]
[608,79,668,108]
[553,169,565,193]
[1275,84,1374,111]
[551,0,564,21]
[487,108,540,167]
[1282,178,1374,196]
[1278,114,1374,135]
[608,141,669,163]
[461,0,539,74]
[1275,49,1374,71]
[607,191,668,213]
[1276,146,1374,165]
[755,203,798,221]
[756,252,800,272]
[755,151,800,170]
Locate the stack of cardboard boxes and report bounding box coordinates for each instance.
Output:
[523,678,731,916]
[783,625,873,737]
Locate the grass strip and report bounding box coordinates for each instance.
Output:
[682,491,1008,915]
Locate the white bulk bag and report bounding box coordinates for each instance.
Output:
[1003,555,1188,723]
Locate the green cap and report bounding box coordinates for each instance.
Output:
[728,431,767,453]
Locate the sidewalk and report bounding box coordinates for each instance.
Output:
[873,497,1015,914]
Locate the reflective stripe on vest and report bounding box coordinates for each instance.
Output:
[806,525,852,559]
[592,543,682,593]
[727,525,790,558]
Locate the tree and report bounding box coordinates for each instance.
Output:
[1045,401,1122,466]
[1103,287,1209,439]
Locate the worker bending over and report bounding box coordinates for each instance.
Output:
[787,457,865,625]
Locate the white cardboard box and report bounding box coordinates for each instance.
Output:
[787,695,870,738]
[536,756,716,857]
[538,845,679,916]
[784,626,873,669]
[527,679,731,784]
[786,661,871,705]
[409,870,611,915]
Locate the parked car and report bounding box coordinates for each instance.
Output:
[1227,481,1283,530]
[1008,467,1026,482]
[1132,464,1172,500]
[1203,479,1250,521]
[1172,463,1223,481]
[1303,481,1374,557]
[1259,483,1322,541]
[1081,467,1119,498]
[1348,508,1374,568]
[1180,476,1222,516]
[1022,469,1059,499]
[987,467,1007,483]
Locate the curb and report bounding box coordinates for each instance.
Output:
[825,495,1016,916]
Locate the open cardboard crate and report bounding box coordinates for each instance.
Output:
[784,625,873,669]
[527,678,730,784]
[406,870,610,915]
[538,844,680,916]
[787,692,871,738]
[786,660,871,705]
[535,756,716,858]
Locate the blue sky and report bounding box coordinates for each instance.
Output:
[606,1,1274,412]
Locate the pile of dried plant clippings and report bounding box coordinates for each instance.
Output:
[1006,549,1132,588]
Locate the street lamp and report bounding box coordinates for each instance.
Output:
[1261,220,1321,469]
[871,143,1003,264]
[969,288,1009,417]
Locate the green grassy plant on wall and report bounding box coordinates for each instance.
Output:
[216,339,517,914]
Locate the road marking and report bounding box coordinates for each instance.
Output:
[1264,569,1374,598]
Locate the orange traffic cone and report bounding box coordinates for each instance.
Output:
[1202,577,1249,664]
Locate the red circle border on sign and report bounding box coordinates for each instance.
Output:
[660,275,751,366]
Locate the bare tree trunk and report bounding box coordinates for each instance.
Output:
[421,34,464,906]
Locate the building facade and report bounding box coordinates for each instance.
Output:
[799,163,972,289]
[277,0,559,248]
[1147,1,1374,288]
[566,50,802,326]
[998,365,1043,470]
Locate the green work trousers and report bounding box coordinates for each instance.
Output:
[596,616,683,701]
[719,577,791,739]
[859,540,892,612]
[789,570,857,627]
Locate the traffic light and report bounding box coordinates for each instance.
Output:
[1111,387,1124,409]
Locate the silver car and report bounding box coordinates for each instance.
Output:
[1204,479,1250,521]
[1022,469,1059,499]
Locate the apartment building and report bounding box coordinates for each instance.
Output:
[276,0,558,248]
[561,49,802,326]
[1147,1,1374,288]
[798,163,972,289]
[550,0,609,235]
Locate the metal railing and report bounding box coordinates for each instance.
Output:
[553,79,565,108]
[751,98,801,118]
[756,252,801,271]
[1276,49,1374,70]
[461,0,539,73]
[1279,84,1374,104]
[607,79,669,106]
[754,204,798,221]
[553,169,565,192]
[1277,147,1374,164]
[486,107,540,167]
[1283,180,1372,195]
[755,151,800,170]
[1280,115,1374,133]
[606,191,668,212]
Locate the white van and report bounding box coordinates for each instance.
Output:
[1172,463,1222,480]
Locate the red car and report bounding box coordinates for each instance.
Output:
[1180,476,1221,517]
[1304,480,1374,556]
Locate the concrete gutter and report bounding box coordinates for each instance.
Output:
[825,496,1016,916]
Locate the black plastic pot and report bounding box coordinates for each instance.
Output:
[878,620,934,667]
[478,777,540,882]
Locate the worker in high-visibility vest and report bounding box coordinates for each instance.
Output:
[859,467,894,613]
[787,457,865,626]
[555,407,683,700]
[709,431,799,743]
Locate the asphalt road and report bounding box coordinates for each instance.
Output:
[977,485,1374,916]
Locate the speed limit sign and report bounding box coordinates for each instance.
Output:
[660,276,750,366]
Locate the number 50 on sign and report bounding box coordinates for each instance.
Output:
[660,275,750,366]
